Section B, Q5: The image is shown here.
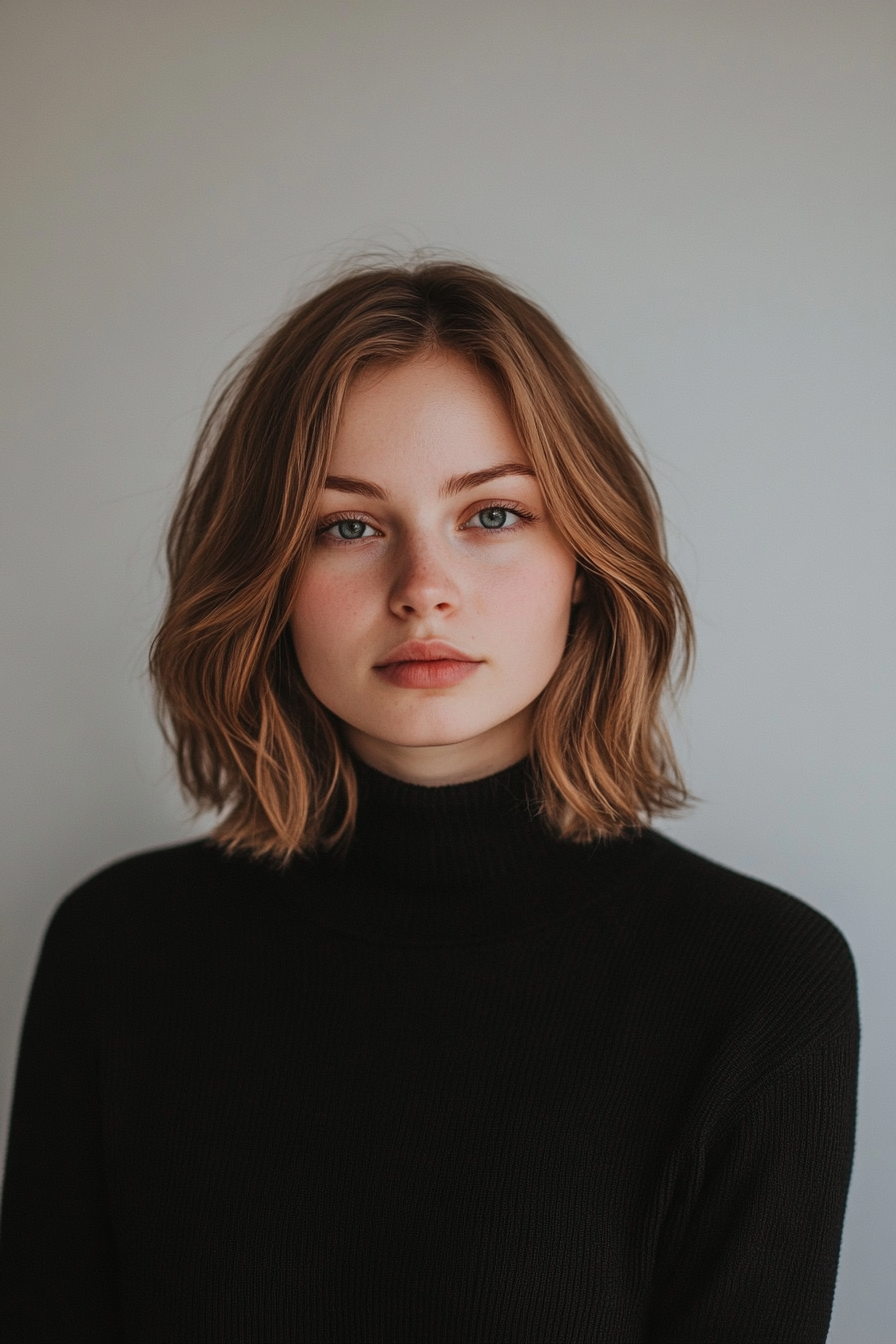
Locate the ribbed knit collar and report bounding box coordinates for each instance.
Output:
[290,755,624,945]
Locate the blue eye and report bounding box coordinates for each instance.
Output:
[478,507,510,529]
[463,504,533,532]
[337,519,365,539]
[325,518,374,540]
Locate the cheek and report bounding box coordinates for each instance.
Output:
[289,567,371,670]
[483,551,577,660]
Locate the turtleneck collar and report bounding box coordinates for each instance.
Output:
[286,755,628,945]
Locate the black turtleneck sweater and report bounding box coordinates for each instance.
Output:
[0,759,858,1343]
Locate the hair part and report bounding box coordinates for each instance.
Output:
[150,257,694,861]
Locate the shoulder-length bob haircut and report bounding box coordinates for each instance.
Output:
[150,258,693,861]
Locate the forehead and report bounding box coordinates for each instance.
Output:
[330,353,528,481]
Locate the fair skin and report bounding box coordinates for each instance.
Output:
[289,352,583,786]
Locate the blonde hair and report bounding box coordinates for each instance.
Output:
[150,259,693,860]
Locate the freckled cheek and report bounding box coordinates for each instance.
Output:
[481,557,575,648]
[290,569,377,668]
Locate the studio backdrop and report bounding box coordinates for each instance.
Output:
[1,3,893,1339]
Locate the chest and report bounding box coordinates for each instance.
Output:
[99,931,704,1342]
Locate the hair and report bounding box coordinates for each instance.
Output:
[150,256,694,861]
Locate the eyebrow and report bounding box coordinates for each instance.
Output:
[323,463,536,501]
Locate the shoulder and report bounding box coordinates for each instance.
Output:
[592,828,858,1068]
[40,839,278,967]
[636,826,850,935]
[640,829,854,974]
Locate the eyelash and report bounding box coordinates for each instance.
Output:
[316,501,538,545]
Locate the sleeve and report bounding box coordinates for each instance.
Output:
[0,894,124,1342]
[646,1026,859,1344]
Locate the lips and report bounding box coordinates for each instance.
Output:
[375,640,478,666]
[373,640,483,689]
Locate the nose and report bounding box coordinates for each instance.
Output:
[388,532,460,620]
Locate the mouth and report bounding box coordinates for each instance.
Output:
[374,640,484,689]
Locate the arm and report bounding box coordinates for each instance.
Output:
[0,896,123,1342]
[647,1029,859,1344]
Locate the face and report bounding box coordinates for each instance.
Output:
[289,352,582,785]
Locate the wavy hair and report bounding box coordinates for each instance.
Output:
[150,258,693,860]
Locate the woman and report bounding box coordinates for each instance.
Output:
[0,260,858,1342]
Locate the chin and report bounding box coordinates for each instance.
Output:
[361,708,503,749]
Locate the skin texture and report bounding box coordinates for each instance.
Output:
[289,353,582,786]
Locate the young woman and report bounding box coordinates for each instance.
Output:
[0,261,858,1342]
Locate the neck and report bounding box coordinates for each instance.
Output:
[346,753,546,895]
[287,753,622,944]
[342,705,534,786]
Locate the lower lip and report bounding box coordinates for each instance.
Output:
[375,659,482,689]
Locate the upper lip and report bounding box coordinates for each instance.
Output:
[375,639,481,666]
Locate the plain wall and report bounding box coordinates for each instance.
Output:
[1,1,893,1336]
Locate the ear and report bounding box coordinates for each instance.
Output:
[572,569,585,604]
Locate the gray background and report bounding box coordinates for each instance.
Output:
[1,1,893,1336]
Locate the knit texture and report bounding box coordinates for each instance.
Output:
[0,757,859,1342]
